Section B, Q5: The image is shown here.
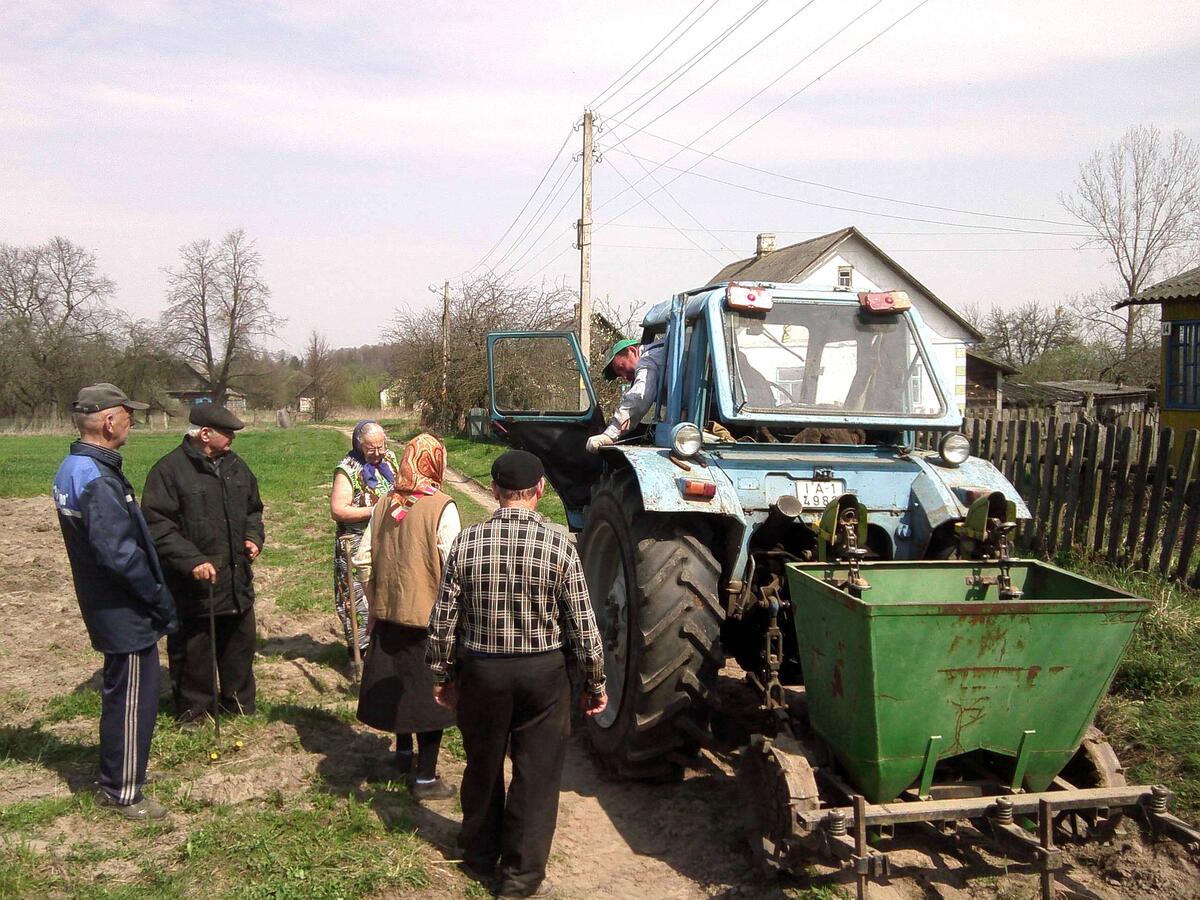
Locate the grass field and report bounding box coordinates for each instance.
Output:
[0,425,494,897]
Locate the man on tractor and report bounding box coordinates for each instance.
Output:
[584,336,666,453]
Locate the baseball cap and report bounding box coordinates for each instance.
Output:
[71,383,149,414]
[602,338,640,381]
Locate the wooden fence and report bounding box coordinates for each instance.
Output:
[919,415,1200,587]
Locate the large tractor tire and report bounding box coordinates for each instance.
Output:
[579,474,724,779]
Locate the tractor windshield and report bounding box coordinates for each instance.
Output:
[726,301,946,418]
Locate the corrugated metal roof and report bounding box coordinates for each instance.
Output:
[966,349,1020,375]
[1120,264,1200,306]
[706,226,984,341]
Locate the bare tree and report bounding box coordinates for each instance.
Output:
[0,237,118,417]
[387,275,578,431]
[1062,125,1200,357]
[302,330,344,422]
[160,229,280,402]
[973,300,1079,369]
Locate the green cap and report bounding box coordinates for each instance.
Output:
[602,338,639,381]
[71,383,149,414]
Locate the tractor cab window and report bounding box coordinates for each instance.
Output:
[726,302,945,418]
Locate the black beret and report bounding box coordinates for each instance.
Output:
[189,403,245,431]
[491,449,544,491]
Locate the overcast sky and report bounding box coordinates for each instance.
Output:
[2,1,1198,352]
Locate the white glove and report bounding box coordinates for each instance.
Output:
[586,433,615,453]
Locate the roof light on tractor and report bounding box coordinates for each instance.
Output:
[725,283,773,311]
[857,289,912,314]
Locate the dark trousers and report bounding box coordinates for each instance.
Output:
[457,652,570,896]
[98,644,161,805]
[167,608,257,719]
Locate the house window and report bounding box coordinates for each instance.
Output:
[837,266,853,290]
[1166,320,1200,409]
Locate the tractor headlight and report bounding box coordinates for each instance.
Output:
[938,432,971,467]
[671,423,702,459]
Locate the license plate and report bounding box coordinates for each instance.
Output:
[796,479,845,508]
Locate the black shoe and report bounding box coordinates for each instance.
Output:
[498,878,554,899]
[409,776,456,801]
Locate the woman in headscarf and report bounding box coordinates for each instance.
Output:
[329,420,398,661]
[354,432,461,800]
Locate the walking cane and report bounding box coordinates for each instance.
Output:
[338,535,363,682]
[208,579,220,743]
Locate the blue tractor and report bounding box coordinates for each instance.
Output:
[487,281,1028,778]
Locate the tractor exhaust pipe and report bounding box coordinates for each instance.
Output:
[752,494,805,550]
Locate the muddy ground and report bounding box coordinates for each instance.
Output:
[1,494,1197,898]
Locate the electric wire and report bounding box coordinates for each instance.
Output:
[597,0,943,238]
[606,126,1092,229]
[594,242,1100,252]
[605,147,1084,234]
[469,126,575,274]
[619,0,821,131]
[604,155,728,263]
[499,175,581,282]
[486,156,577,275]
[601,0,772,123]
[594,0,885,219]
[589,0,722,110]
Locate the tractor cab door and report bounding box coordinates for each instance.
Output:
[487,331,606,529]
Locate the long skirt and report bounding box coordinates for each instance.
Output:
[357,621,456,734]
[333,532,370,655]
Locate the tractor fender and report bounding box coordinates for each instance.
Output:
[908,454,1031,540]
[609,446,747,519]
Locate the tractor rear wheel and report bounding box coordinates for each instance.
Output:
[579,475,724,779]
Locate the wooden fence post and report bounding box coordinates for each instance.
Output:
[1139,428,1175,571]
[1106,427,1134,565]
[1092,425,1117,555]
[1159,430,1197,576]
[1123,429,1156,568]
[1034,417,1059,552]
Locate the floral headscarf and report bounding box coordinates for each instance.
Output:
[350,419,395,491]
[387,433,446,521]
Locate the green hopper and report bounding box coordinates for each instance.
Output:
[786,560,1151,804]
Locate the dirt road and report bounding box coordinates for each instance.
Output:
[2,495,1197,898]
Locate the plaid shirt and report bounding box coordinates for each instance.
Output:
[426,506,606,694]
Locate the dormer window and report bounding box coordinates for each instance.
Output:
[837,266,853,290]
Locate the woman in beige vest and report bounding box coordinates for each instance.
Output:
[354,433,460,800]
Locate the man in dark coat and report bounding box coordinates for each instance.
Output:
[53,383,178,820]
[141,404,265,723]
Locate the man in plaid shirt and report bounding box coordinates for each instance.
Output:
[428,449,606,899]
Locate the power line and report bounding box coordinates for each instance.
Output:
[607,126,1090,229]
[595,0,885,217]
[469,127,575,273]
[594,242,1100,252]
[589,0,722,110]
[602,223,1097,236]
[604,146,1086,234]
[597,0,935,231]
[604,155,728,262]
[620,0,821,134]
[602,0,772,122]
[487,156,577,274]
[499,179,581,281]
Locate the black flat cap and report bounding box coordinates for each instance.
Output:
[189,403,245,431]
[491,449,544,491]
[71,383,149,414]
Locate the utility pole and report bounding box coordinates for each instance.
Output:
[440,279,450,404]
[577,109,594,405]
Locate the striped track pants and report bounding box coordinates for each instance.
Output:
[98,644,160,806]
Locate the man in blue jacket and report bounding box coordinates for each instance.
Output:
[53,383,177,820]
